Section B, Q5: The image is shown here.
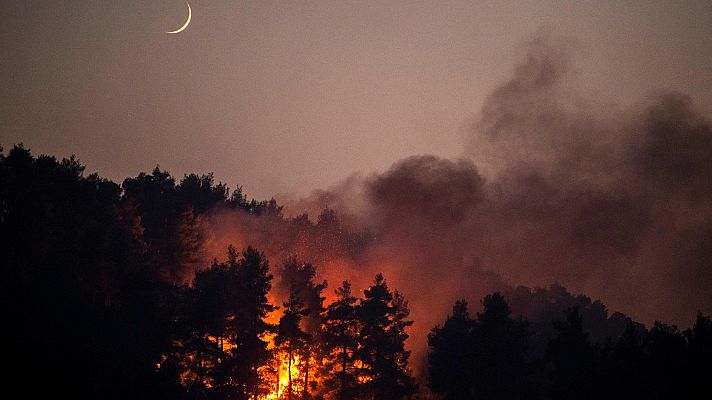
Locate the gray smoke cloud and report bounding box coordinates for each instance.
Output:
[464,35,712,326]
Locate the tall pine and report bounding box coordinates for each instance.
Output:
[279,257,327,398]
[323,281,360,400]
[232,247,276,400]
[275,287,310,400]
[356,274,415,400]
[427,300,474,400]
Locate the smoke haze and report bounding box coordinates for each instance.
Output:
[200,34,712,375]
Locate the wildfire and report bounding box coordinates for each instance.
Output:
[261,321,315,400]
[262,353,302,399]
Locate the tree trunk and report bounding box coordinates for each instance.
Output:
[288,347,293,400]
[340,345,347,400]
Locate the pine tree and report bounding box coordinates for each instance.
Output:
[356,274,415,400]
[470,293,532,400]
[279,257,327,398]
[323,281,360,400]
[684,313,712,398]
[231,247,277,400]
[608,323,645,398]
[427,300,474,400]
[546,307,598,400]
[184,259,232,396]
[275,288,310,400]
[644,321,687,399]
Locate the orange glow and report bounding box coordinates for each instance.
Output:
[261,304,317,400]
[262,349,316,399]
[353,359,372,383]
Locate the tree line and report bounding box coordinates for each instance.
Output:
[428,294,712,400]
[0,145,412,399]
[172,250,415,400]
[1,145,709,399]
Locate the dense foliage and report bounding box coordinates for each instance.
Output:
[1,145,709,400]
[428,296,712,400]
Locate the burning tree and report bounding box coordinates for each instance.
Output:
[275,288,310,399]
[323,281,360,400]
[230,247,277,399]
[278,257,328,398]
[165,246,416,400]
[171,246,276,400]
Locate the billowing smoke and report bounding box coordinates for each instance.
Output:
[464,35,712,326]
[202,33,712,377]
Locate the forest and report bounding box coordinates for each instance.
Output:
[1,144,710,400]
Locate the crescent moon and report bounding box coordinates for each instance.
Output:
[166,2,191,34]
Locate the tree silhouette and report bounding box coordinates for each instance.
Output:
[232,247,277,399]
[0,146,177,399]
[546,307,601,400]
[278,257,327,398]
[356,274,416,400]
[122,167,209,283]
[684,312,712,398]
[275,288,311,400]
[644,321,687,399]
[428,294,533,400]
[606,323,646,398]
[427,300,474,399]
[176,173,229,214]
[471,293,533,400]
[323,281,360,400]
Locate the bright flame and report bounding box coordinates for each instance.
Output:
[262,352,304,399]
[260,309,311,400]
[281,354,302,397]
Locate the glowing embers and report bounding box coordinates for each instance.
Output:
[175,335,237,389]
[353,359,372,384]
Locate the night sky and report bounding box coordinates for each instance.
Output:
[2,1,711,198]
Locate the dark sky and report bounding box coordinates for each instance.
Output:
[2,0,711,198]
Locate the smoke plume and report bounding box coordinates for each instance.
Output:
[203,33,712,376]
